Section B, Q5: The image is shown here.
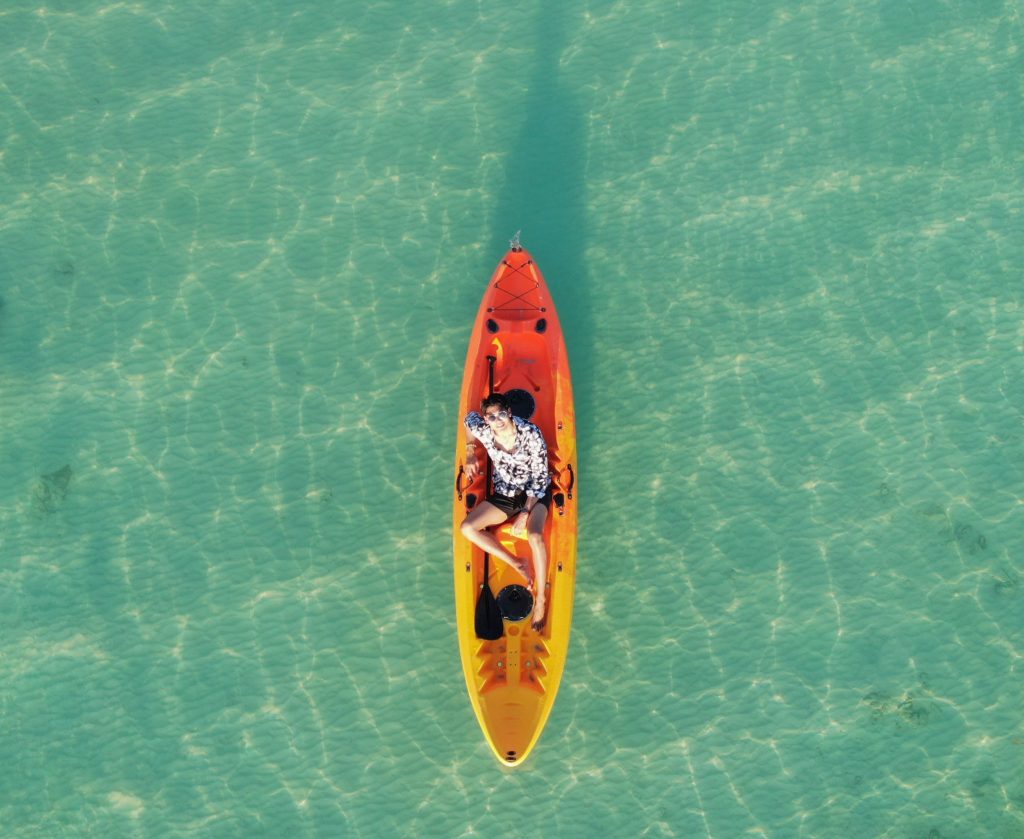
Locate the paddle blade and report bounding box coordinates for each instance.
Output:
[475,580,504,640]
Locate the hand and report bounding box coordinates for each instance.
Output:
[464,454,479,482]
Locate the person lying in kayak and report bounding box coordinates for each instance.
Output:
[460,392,552,630]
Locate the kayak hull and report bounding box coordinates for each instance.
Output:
[453,246,577,767]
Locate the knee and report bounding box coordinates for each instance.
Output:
[528,531,545,549]
[460,518,477,538]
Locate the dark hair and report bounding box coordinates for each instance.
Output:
[480,392,511,414]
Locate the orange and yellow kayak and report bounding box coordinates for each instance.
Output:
[452,237,577,767]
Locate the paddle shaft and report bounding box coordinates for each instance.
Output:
[483,353,497,571]
[475,354,499,632]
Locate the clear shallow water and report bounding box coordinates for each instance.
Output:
[1,1,1022,837]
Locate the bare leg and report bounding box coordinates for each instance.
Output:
[527,504,549,630]
[460,502,531,583]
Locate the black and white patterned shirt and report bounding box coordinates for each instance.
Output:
[465,412,550,498]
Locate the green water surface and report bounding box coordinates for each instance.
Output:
[1,1,1022,837]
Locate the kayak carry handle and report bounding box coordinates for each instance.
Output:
[456,465,465,500]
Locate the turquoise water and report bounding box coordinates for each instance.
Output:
[1,1,1022,836]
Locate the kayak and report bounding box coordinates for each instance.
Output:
[452,235,578,767]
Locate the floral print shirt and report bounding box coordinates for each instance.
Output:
[465,412,550,498]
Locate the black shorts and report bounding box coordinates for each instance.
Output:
[486,487,552,520]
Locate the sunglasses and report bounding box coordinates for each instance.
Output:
[483,410,510,423]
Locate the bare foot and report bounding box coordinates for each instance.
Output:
[531,594,547,631]
[510,557,533,586]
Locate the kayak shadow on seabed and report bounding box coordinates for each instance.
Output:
[488,3,594,449]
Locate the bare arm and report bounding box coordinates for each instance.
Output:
[464,434,483,481]
[463,413,487,481]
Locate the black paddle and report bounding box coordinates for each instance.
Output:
[475,553,503,640]
[474,355,504,640]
